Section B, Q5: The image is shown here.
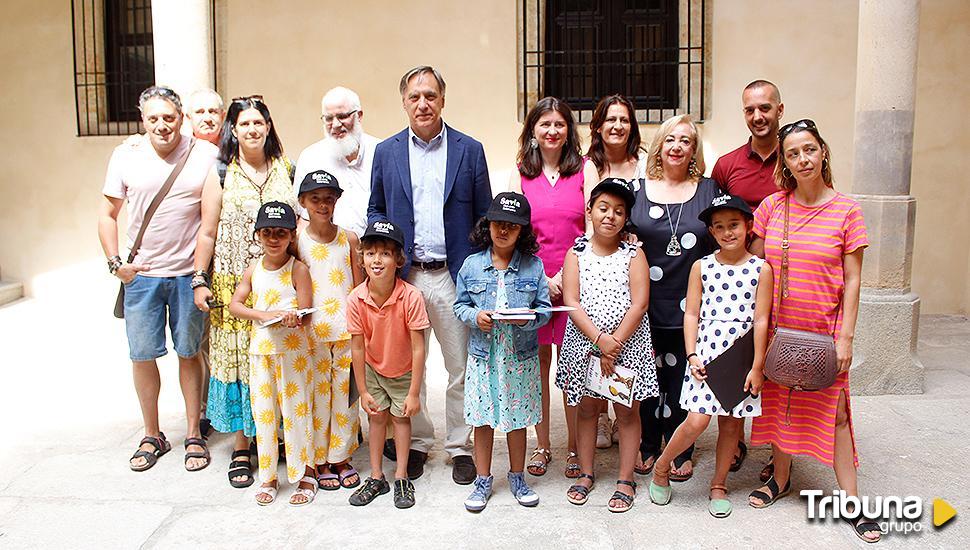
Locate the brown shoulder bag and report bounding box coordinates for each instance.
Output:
[113,138,197,318]
[763,194,839,392]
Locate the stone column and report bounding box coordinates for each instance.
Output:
[850,0,923,395]
[151,0,214,100]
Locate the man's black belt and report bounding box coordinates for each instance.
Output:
[412,260,447,271]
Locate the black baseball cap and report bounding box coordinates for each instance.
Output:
[254,201,297,230]
[589,178,636,211]
[698,194,754,226]
[298,169,342,197]
[486,192,531,226]
[361,219,405,249]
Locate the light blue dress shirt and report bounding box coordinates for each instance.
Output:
[408,124,448,262]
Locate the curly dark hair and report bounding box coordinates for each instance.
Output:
[469,217,540,256]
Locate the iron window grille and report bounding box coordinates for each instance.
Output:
[520,0,708,124]
[72,0,154,136]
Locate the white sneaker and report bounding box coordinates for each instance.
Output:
[596,413,612,449]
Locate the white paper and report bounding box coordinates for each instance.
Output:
[585,355,638,407]
[259,307,318,327]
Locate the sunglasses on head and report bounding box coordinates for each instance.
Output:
[232,94,264,106]
[778,118,817,140]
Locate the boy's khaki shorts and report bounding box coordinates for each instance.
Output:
[365,364,412,418]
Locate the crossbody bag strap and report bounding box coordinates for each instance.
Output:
[770,194,791,333]
[126,138,197,264]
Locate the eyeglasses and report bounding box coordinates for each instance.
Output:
[778,118,817,140]
[232,94,264,105]
[321,110,359,124]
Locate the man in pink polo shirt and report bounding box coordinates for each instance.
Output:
[98,86,219,473]
[711,80,785,210]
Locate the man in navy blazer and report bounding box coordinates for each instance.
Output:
[368,66,491,485]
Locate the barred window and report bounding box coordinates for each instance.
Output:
[72,0,155,136]
[520,0,708,123]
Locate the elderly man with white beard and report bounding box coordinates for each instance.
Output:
[294,86,381,237]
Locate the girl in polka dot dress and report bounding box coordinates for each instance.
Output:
[556,179,658,512]
[648,194,773,518]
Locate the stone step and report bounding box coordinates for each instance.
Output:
[0,279,24,306]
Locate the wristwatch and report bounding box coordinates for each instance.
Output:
[107,255,123,275]
[190,269,210,289]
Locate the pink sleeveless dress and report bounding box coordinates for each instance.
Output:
[520,159,587,346]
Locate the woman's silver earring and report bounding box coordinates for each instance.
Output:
[529,137,538,150]
[783,166,793,179]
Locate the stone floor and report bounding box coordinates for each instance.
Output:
[0,283,966,549]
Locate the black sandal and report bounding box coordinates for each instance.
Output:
[566,473,595,505]
[843,516,882,543]
[608,479,637,513]
[129,432,171,472]
[730,441,748,472]
[184,437,210,472]
[760,458,774,483]
[228,449,254,488]
[748,475,791,508]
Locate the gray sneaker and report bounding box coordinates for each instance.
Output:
[464,475,494,512]
[508,471,539,507]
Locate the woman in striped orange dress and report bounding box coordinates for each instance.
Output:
[747,120,880,543]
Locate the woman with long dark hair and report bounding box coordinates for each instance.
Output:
[191,96,296,488]
[587,94,647,180]
[508,97,598,479]
[585,94,648,448]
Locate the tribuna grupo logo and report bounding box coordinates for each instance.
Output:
[801,490,957,536]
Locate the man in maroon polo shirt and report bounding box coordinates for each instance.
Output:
[711,80,785,209]
[710,80,784,475]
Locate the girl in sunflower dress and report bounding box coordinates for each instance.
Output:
[295,170,364,491]
[230,201,316,506]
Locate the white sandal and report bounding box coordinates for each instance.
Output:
[255,483,278,506]
[289,475,318,506]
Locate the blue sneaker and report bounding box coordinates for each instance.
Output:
[508,471,539,507]
[464,475,493,512]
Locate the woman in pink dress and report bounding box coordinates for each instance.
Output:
[747,119,878,543]
[509,97,598,478]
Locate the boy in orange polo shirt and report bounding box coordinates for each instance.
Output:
[347,220,430,509]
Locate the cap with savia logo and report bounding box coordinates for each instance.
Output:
[254,201,297,231]
[362,219,405,248]
[590,178,637,211]
[299,169,342,197]
[697,193,754,226]
[486,192,532,226]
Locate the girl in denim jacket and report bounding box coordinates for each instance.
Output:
[454,192,552,512]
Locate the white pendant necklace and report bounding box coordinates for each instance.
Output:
[664,202,684,256]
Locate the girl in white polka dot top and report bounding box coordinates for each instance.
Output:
[647,194,774,518]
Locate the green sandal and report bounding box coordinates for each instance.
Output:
[708,484,732,518]
[648,465,672,505]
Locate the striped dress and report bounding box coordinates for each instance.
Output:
[750,190,869,466]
